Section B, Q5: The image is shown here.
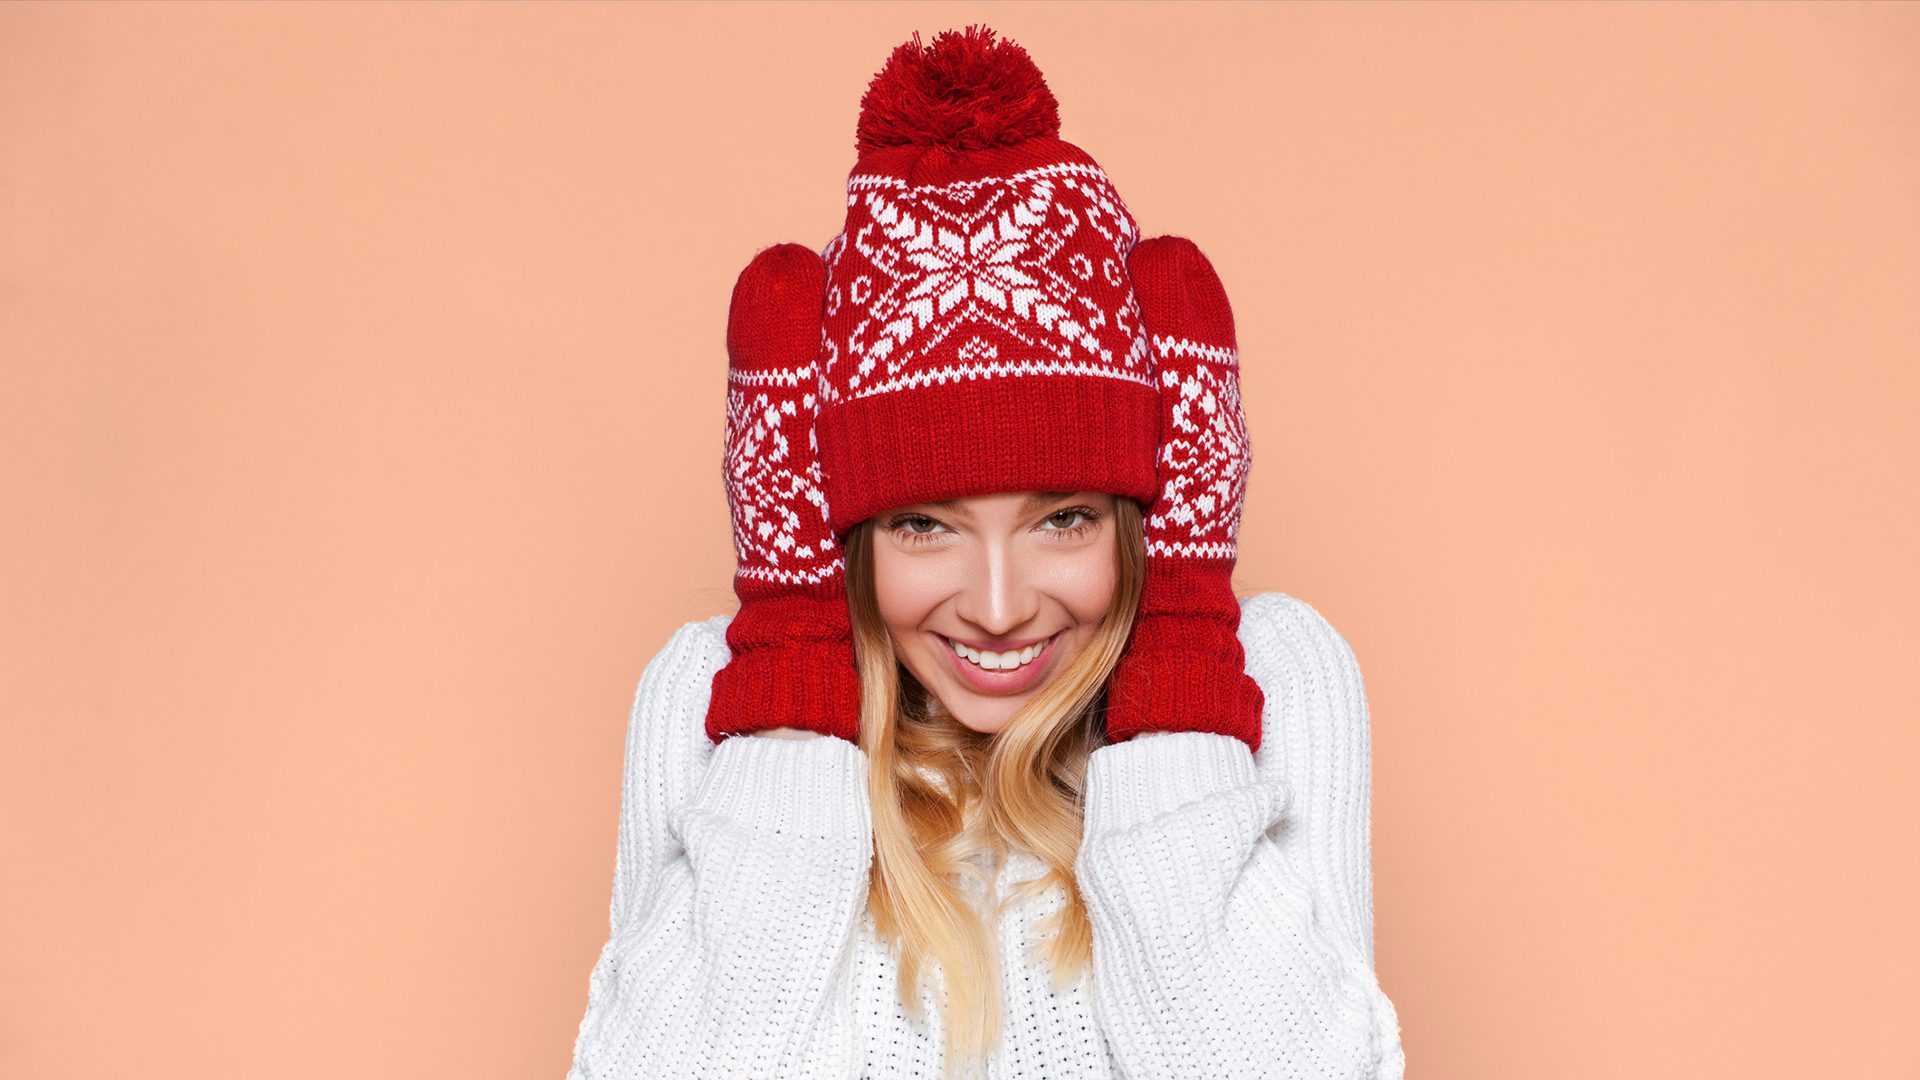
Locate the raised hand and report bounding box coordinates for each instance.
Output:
[1103,235,1265,750]
[705,244,862,744]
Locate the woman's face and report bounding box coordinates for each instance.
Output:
[870,490,1120,736]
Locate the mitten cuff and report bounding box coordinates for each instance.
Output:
[707,586,862,744]
[707,642,862,744]
[1105,612,1265,750]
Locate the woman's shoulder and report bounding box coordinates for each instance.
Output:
[1235,590,1371,758]
[622,615,733,786]
[1237,590,1362,671]
[667,613,735,658]
[635,615,734,709]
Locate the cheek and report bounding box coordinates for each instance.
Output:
[1029,542,1120,622]
[870,541,945,637]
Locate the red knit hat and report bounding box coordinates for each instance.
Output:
[815,25,1161,534]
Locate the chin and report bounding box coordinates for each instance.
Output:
[945,707,1013,737]
[923,676,1040,737]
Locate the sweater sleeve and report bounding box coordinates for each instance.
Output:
[611,620,728,941]
[1074,593,1405,1079]
[565,621,872,1079]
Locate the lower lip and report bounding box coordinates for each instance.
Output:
[940,630,1063,695]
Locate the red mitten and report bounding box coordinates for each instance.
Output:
[704,244,862,745]
[1104,236,1266,751]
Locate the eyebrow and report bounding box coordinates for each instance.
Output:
[927,491,1076,516]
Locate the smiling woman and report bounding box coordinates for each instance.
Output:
[566,23,1402,1080]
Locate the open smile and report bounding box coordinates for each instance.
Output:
[936,629,1064,695]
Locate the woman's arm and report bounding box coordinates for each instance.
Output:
[603,620,725,940]
[1075,594,1405,1079]
[566,622,871,1079]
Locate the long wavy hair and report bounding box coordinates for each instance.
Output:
[840,495,1147,1080]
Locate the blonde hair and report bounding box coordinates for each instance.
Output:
[841,496,1146,1080]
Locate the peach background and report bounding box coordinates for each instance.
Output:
[4,2,1916,1077]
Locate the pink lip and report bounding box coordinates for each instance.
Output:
[938,630,1063,696]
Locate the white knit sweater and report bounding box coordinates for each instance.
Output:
[565,591,1404,1079]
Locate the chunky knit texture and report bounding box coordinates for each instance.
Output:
[708,244,861,744]
[565,591,1405,1079]
[1103,236,1265,751]
[815,26,1164,536]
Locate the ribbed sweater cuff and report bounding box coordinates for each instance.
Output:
[1083,731,1277,836]
[692,733,871,842]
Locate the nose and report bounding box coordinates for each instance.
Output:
[951,534,1041,640]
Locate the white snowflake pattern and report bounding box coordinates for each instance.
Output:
[821,163,1151,403]
[1146,340,1251,559]
[723,374,840,585]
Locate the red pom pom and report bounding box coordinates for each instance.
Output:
[856,24,1061,155]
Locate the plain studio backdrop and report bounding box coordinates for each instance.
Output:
[2,3,1916,1078]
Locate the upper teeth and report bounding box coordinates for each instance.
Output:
[947,634,1050,671]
